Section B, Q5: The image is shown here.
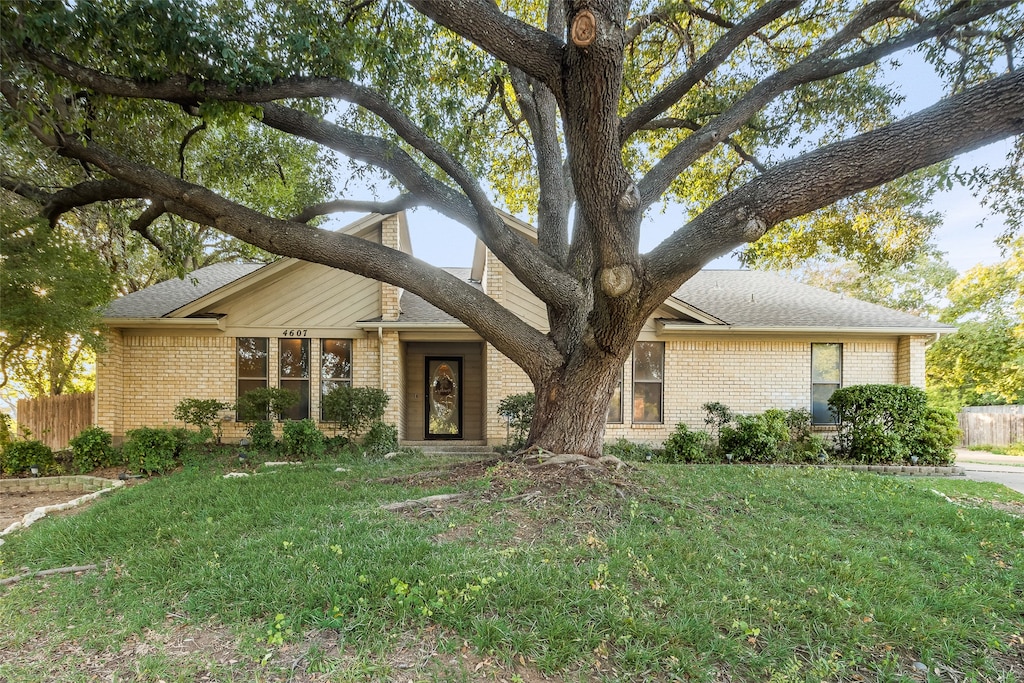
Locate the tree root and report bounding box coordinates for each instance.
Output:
[520,450,633,471]
[0,564,98,586]
[380,493,471,512]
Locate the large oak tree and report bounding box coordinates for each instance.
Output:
[2,0,1022,456]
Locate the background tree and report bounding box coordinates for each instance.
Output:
[761,249,958,320]
[927,237,1024,407]
[0,213,113,398]
[2,0,1023,456]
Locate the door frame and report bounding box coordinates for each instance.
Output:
[424,356,463,439]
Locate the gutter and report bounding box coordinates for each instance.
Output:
[655,321,955,336]
[102,317,225,331]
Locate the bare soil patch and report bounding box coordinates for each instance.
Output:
[1,469,138,530]
[0,489,89,529]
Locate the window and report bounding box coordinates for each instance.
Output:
[811,343,842,424]
[237,337,268,419]
[606,363,623,423]
[632,342,664,423]
[321,339,353,420]
[279,338,310,420]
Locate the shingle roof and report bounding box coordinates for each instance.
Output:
[671,270,951,330]
[103,262,266,318]
[103,261,950,332]
[396,268,478,324]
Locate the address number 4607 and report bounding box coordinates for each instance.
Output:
[282,329,308,337]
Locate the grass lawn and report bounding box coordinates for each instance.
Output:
[1,454,1022,682]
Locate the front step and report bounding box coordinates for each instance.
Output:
[401,440,495,455]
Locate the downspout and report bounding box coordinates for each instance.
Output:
[378,326,384,390]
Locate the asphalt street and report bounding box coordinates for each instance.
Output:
[953,448,1024,494]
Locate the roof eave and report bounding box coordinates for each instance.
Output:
[103,317,226,330]
[655,321,956,336]
[355,320,471,330]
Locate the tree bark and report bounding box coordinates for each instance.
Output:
[528,341,628,457]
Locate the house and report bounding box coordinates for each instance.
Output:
[97,212,953,446]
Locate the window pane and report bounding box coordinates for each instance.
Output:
[812,383,839,424]
[811,343,841,383]
[322,339,352,380]
[321,378,352,399]
[633,383,662,423]
[633,342,664,382]
[237,338,268,377]
[280,339,309,378]
[280,380,310,420]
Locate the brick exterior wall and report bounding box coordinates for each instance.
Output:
[380,215,402,322]
[96,217,934,449]
[897,335,929,387]
[112,333,236,436]
[481,337,904,448]
[95,330,124,437]
[95,331,393,442]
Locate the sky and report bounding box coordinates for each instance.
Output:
[332,51,1015,275]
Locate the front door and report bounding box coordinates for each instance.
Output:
[425,357,462,439]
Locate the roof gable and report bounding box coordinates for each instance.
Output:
[103,262,265,319]
[103,213,390,322]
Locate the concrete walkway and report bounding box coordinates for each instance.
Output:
[954,448,1024,494]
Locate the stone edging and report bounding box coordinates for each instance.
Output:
[0,476,124,544]
[822,464,965,476]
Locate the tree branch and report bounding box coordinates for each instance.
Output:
[400,0,564,96]
[621,0,801,140]
[12,44,581,310]
[636,0,1017,209]
[128,202,168,251]
[178,122,207,180]
[0,174,150,226]
[290,194,422,223]
[13,114,563,380]
[643,69,1024,295]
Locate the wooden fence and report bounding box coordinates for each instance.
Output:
[958,411,1024,448]
[16,392,95,450]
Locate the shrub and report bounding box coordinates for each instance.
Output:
[720,410,790,463]
[662,423,713,463]
[1,439,56,476]
[829,384,927,464]
[363,421,399,458]
[282,419,325,460]
[497,392,535,450]
[247,420,276,452]
[174,398,230,428]
[68,426,115,473]
[236,388,300,422]
[0,413,12,449]
[603,438,658,462]
[911,406,959,466]
[122,427,181,474]
[174,398,230,441]
[321,386,390,439]
[702,401,733,452]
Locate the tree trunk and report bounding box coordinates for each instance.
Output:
[528,345,625,457]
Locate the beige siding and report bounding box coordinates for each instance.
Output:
[213,262,380,330]
[404,342,484,441]
[504,272,549,332]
